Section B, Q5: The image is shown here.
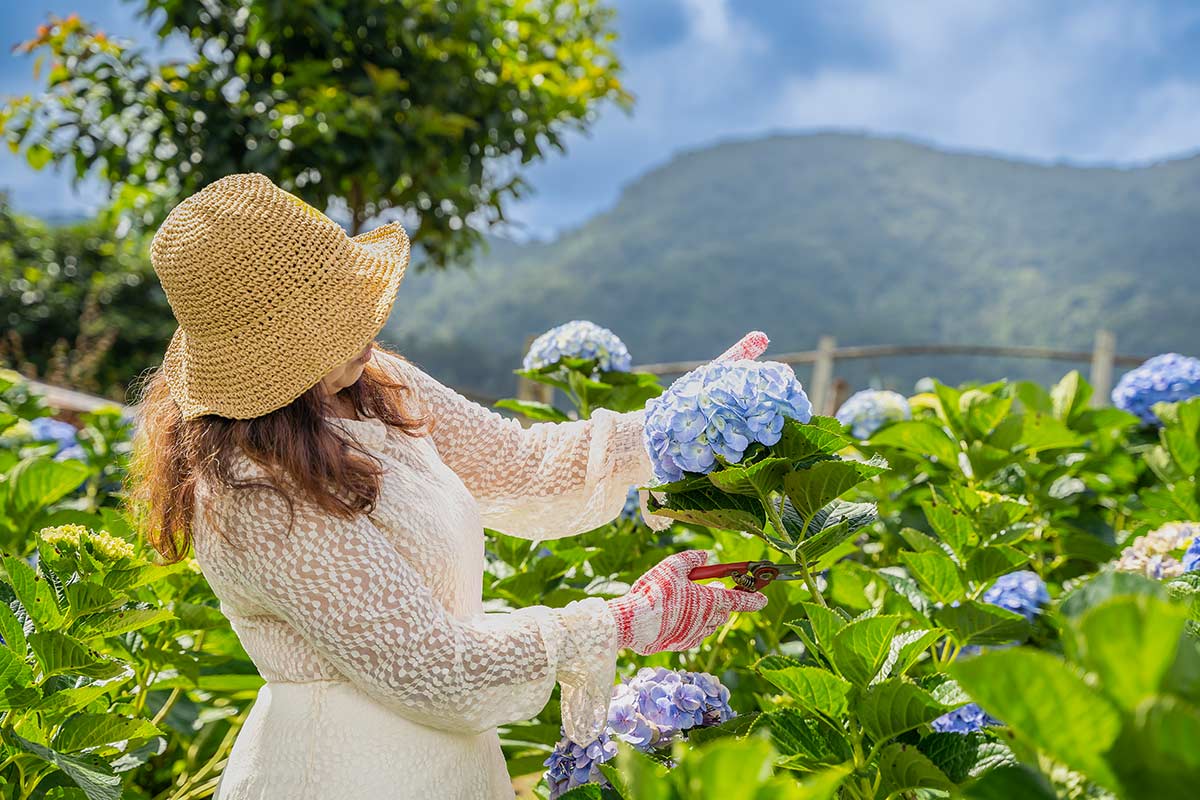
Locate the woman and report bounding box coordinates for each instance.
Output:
[130,173,769,799]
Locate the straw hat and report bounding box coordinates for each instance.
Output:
[150,173,410,420]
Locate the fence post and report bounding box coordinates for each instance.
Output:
[811,335,837,416]
[1089,329,1116,407]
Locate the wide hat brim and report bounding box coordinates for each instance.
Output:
[162,222,409,420]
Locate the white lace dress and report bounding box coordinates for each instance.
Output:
[192,352,659,799]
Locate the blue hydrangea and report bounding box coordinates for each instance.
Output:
[523,320,632,374]
[29,417,85,462]
[1111,353,1200,425]
[546,669,734,795]
[931,703,1002,734]
[618,486,642,523]
[1183,536,1200,573]
[835,389,912,439]
[544,731,618,799]
[982,570,1050,622]
[643,360,813,483]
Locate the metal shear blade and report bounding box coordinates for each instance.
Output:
[687,560,805,591]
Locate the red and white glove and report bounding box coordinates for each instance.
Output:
[607,551,768,655]
[714,330,770,363]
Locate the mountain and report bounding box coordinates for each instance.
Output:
[381,132,1200,400]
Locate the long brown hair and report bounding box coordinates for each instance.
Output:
[127,345,428,563]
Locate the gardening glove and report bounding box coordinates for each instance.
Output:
[607,550,768,655]
[636,330,772,530]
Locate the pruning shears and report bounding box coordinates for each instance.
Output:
[688,560,806,592]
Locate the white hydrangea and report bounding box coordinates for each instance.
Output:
[835,389,912,439]
[523,320,632,373]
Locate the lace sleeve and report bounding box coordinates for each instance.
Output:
[378,351,668,539]
[208,487,619,741]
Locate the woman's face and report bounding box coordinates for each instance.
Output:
[321,342,374,395]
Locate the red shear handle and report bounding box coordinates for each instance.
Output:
[688,561,750,581]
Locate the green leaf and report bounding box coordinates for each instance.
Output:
[34,683,116,715]
[11,732,122,800]
[775,764,852,799]
[64,583,121,617]
[1050,370,1092,422]
[935,600,1030,647]
[2,554,65,630]
[53,713,161,753]
[647,486,766,535]
[1058,571,1167,619]
[492,398,570,422]
[799,602,846,652]
[759,665,852,719]
[899,550,965,603]
[28,631,127,679]
[1018,413,1085,453]
[918,732,1017,783]
[830,615,901,686]
[782,456,888,523]
[963,764,1058,800]
[869,420,960,466]
[1075,594,1188,711]
[707,457,793,498]
[877,742,955,793]
[0,645,33,690]
[774,417,853,460]
[0,600,28,654]
[71,607,175,641]
[919,495,973,557]
[1111,696,1200,800]
[5,456,89,519]
[883,628,945,679]
[754,708,852,770]
[965,546,1029,585]
[858,679,956,743]
[951,648,1122,791]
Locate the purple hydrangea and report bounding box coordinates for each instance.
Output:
[982,571,1050,622]
[544,732,618,799]
[835,389,912,439]
[523,320,632,374]
[1111,353,1200,425]
[1183,537,1200,573]
[643,360,813,483]
[932,703,1002,734]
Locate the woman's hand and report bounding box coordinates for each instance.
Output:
[607,550,768,654]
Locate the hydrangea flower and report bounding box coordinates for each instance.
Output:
[643,360,813,483]
[545,668,734,796]
[1184,537,1200,573]
[1111,353,1200,425]
[1113,522,1200,580]
[835,389,912,439]
[544,732,618,799]
[39,524,136,562]
[523,320,632,374]
[29,417,85,461]
[931,703,1002,734]
[982,571,1050,622]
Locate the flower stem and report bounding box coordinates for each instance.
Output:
[763,497,827,607]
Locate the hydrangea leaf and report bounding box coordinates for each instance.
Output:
[782,456,888,524]
[917,732,1017,784]
[492,399,570,423]
[1161,398,1200,475]
[28,631,127,680]
[0,599,28,654]
[71,607,176,641]
[772,763,852,799]
[759,665,852,719]
[950,648,1122,793]
[684,711,760,746]
[0,645,33,690]
[899,551,965,604]
[800,602,847,649]
[2,554,66,630]
[751,708,852,770]
[53,713,161,753]
[1017,413,1085,454]
[965,546,1029,585]
[962,393,1013,440]
[705,457,792,498]
[858,679,958,742]
[1057,571,1167,620]
[877,742,955,794]
[830,615,901,686]
[879,627,946,680]
[4,456,89,522]
[934,600,1029,647]
[10,732,122,800]
[868,420,960,467]
[962,764,1057,799]
[1074,594,1188,712]
[1109,695,1200,799]
[898,527,960,563]
[876,569,934,619]
[772,417,853,460]
[919,495,973,558]
[1050,370,1092,422]
[646,487,766,537]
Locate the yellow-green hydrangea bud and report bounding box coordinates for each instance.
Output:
[38,524,137,562]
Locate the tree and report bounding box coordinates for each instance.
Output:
[1,1,629,268]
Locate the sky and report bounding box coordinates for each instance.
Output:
[2,0,1200,236]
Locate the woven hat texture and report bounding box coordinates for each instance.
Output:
[151,172,410,420]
